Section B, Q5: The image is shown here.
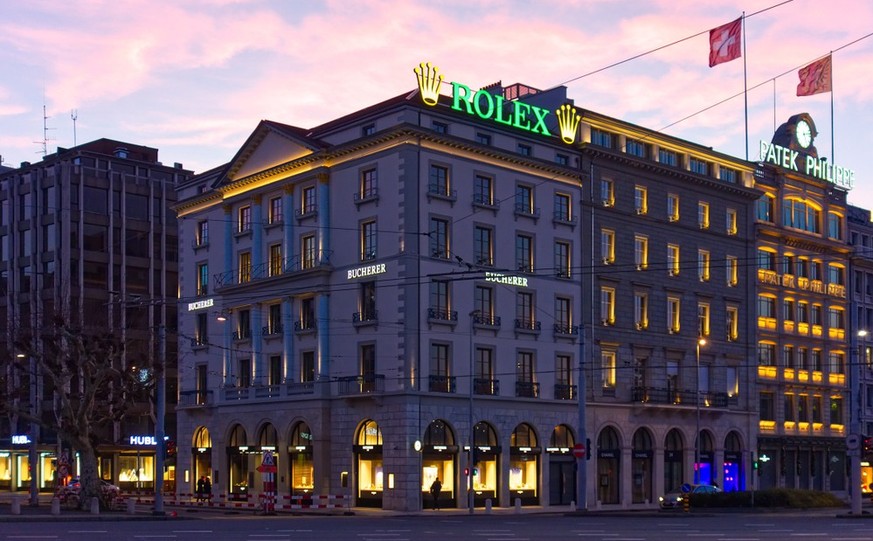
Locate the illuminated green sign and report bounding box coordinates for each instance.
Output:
[760,141,854,190]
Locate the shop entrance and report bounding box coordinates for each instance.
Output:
[354,419,383,508]
[420,420,457,509]
[547,424,576,506]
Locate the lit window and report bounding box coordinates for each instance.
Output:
[601,351,616,388]
[667,244,680,276]
[698,201,710,229]
[698,249,710,282]
[667,194,679,222]
[726,208,738,235]
[634,292,648,330]
[269,244,282,276]
[601,179,615,207]
[600,287,615,325]
[634,185,647,215]
[634,235,648,270]
[239,251,252,283]
[667,296,681,333]
[726,306,739,341]
[698,302,710,337]
[601,229,615,264]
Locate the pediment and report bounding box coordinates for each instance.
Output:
[223,121,323,184]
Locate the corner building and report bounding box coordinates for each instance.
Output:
[175,70,759,510]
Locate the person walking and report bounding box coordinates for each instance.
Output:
[204,476,212,501]
[196,476,205,502]
[430,478,442,510]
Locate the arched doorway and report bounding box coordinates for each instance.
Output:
[354,419,383,508]
[472,421,499,507]
[227,424,248,500]
[696,430,714,485]
[723,431,743,491]
[421,420,457,509]
[288,422,314,498]
[509,423,540,505]
[547,424,575,506]
[256,424,278,494]
[192,427,212,497]
[596,426,620,504]
[664,428,684,492]
[631,428,653,504]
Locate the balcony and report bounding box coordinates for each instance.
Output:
[427,184,457,203]
[630,386,728,408]
[286,381,315,395]
[213,251,334,288]
[428,375,456,393]
[515,381,539,398]
[514,318,541,334]
[472,193,499,212]
[190,337,209,348]
[232,329,252,341]
[427,307,458,324]
[353,187,379,206]
[254,384,283,398]
[353,310,378,326]
[554,323,580,336]
[178,390,212,407]
[338,374,385,395]
[295,205,318,220]
[474,378,499,396]
[513,203,540,220]
[294,319,316,333]
[554,384,577,400]
[757,365,777,379]
[552,210,576,226]
[473,313,501,328]
[262,325,283,337]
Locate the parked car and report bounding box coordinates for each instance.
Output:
[658,483,721,509]
[56,477,121,508]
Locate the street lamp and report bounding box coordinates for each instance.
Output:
[694,338,706,485]
[16,352,40,507]
[468,311,477,515]
[850,328,867,515]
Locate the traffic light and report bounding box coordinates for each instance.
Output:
[472,467,479,476]
[464,468,469,476]
[752,452,760,475]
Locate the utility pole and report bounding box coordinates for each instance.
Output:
[153,324,166,515]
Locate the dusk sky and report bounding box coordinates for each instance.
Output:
[2,0,871,207]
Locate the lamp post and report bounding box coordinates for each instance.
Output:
[850,329,867,515]
[694,338,706,485]
[468,311,477,515]
[17,353,40,507]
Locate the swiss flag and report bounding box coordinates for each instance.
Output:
[709,18,742,67]
[796,55,832,96]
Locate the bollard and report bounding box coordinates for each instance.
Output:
[10,496,21,515]
[127,498,136,514]
[570,500,575,512]
[485,498,492,514]
[51,497,61,515]
[90,496,100,515]
[514,497,521,513]
[682,494,690,513]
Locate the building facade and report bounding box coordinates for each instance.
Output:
[0,140,191,493]
[174,66,762,510]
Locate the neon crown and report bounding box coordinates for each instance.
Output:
[414,62,443,106]
[556,104,581,145]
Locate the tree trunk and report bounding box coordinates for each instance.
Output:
[77,444,102,510]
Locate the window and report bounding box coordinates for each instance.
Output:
[828,306,845,330]
[601,229,615,264]
[516,234,533,272]
[554,193,571,221]
[196,263,208,296]
[360,168,377,199]
[475,347,495,393]
[429,217,449,259]
[756,195,774,222]
[634,185,647,214]
[432,121,447,134]
[237,309,251,340]
[429,164,450,196]
[698,249,710,282]
[783,345,795,369]
[429,280,451,320]
[600,287,615,325]
[302,186,316,214]
[194,312,208,346]
[269,244,282,276]
[798,347,809,370]
[760,392,775,421]
[659,148,677,166]
[782,198,821,233]
[634,291,648,330]
[473,175,493,206]
[726,306,739,341]
[237,358,251,387]
[196,220,209,246]
[474,286,495,324]
[783,299,795,322]
[269,355,282,386]
[555,153,569,166]
[758,342,775,366]
[720,167,738,183]
[301,351,315,382]
[556,354,573,388]
[515,184,534,214]
[727,366,738,397]
[632,235,648,270]
[239,251,252,283]
[784,393,795,422]
[476,132,492,145]
[727,255,738,286]
[689,158,709,175]
[626,138,646,157]
[361,344,376,389]
[299,297,315,330]
[812,349,823,371]
[726,208,738,235]
[474,226,493,266]
[517,143,531,156]
[268,303,282,335]
[591,128,613,148]
[757,248,776,271]
[555,297,572,334]
[516,351,536,396]
[667,244,680,276]
[554,240,571,278]
[359,281,377,321]
[600,179,614,207]
[430,343,450,381]
[827,212,843,240]
[812,304,823,326]
[830,397,844,425]
[757,295,776,318]
[698,201,710,229]
[238,205,251,233]
[828,263,845,286]
[516,291,535,330]
[301,234,316,269]
[361,220,377,261]
[269,196,282,224]
[698,302,710,337]
[667,193,679,222]
[667,296,681,333]
[601,351,616,388]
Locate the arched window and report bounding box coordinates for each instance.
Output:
[510,423,537,448]
[193,426,211,448]
[357,420,382,446]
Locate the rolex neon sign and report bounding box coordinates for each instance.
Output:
[414,62,580,144]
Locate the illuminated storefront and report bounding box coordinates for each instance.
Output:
[471,422,499,507]
[226,424,250,499]
[508,423,539,505]
[192,427,212,493]
[288,422,314,498]
[419,420,457,508]
[354,420,383,508]
[596,427,620,504]
[631,429,653,504]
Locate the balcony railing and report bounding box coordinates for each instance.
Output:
[474,378,499,396]
[352,310,378,324]
[473,313,501,327]
[232,329,252,341]
[294,319,316,332]
[515,381,539,398]
[515,318,541,332]
[179,390,212,407]
[427,307,458,322]
[631,386,728,407]
[553,323,580,335]
[214,251,333,288]
[428,375,456,393]
[262,325,283,336]
[427,184,457,200]
[514,203,540,219]
[554,384,576,400]
[338,374,385,395]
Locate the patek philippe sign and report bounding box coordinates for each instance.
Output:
[759,141,855,190]
[187,298,214,311]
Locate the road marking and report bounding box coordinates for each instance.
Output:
[8,537,59,540]
[68,532,108,534]
[171,532,213,534]
[789,535,831,537]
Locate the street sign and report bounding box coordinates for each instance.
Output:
[680,483,692,493]
[572,443,586,459]
[257,450,277,473]
[847,433,861,451]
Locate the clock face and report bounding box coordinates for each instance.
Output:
[796,119,813,149]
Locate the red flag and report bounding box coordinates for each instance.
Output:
[709,18,742,67]
[796,55,832,96]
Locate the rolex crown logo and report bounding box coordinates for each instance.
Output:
[556,103,581,144]
[414,62,443,106]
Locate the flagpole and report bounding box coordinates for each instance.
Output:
[830,51,835,163]
[742,11,749,160]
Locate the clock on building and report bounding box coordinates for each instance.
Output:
[796,119,813,149]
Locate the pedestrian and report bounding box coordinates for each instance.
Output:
[196,476,205,501]
[204,476,212,501]
[430,477,442,510]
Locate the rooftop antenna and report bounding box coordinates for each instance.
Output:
[71,109,78,147]
[34,99,55,156]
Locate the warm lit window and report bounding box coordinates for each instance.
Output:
[601,351,616,388]
[726,208,738,235]
[601,179,615,207]
[634,292,648,330]
[698,302,711,337]
[634,185,647,214]
[238,205,252,233]
[238,251,252,283]
[554,240,571,278]
[516,234,533,272]
[269,244,282,277]
[269,196,282,224]
[302,186,316,214]
[727,255,738,286]
[601,229,615,264]
[698,201,710,229]
[600,287,615,325]
[726,306,739,341]
[474,226,493,266]
[361,220,377,261]
[667,244,680,276]
[667,296,681,333]
[634,235,648,270]
[667,194,679,222]
[698,249,710,282]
